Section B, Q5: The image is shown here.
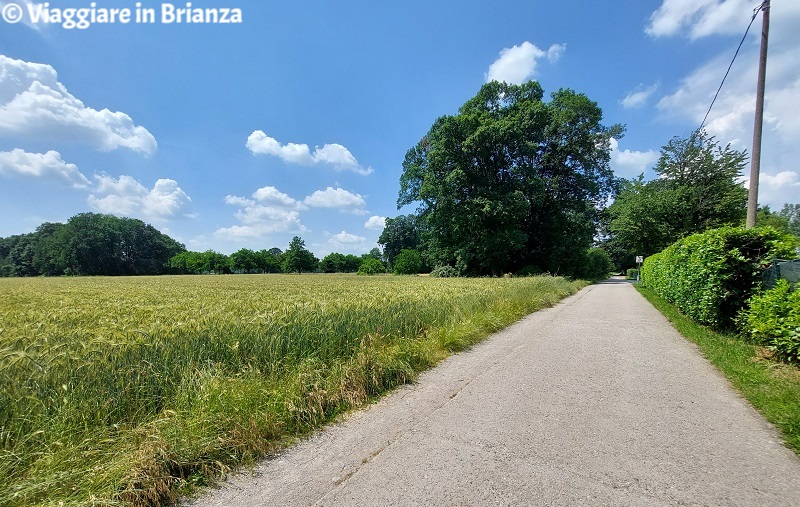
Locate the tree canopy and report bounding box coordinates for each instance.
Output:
[0,213,185,277]
[282,236,319,273]
[398,81,621,276]
[378,215,421,268]
[604,130,748,269]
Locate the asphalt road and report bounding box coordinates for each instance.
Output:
[190,278,800,506]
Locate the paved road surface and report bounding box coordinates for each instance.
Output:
[190,278,800,506]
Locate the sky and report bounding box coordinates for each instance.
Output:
[1,0,798,257]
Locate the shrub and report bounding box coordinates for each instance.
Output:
[357,257,386,275]
[626,268,639,280]
[430,265,460,278]
[640,226,798,329]
[576,248,615,281]
[393,249,422,275]
[742,280,800,363]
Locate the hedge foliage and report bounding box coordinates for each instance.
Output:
[640,226,797,329]
[741,280,800,363]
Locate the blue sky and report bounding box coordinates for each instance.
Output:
[1,0,798,256]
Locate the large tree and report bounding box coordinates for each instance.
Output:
[0,213,185,276]
[282,236,319,273]
[378,214,421,268]
[398,81,621,276]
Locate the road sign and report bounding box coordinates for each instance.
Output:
[635,256,644,264]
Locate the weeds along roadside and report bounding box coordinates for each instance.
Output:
[0,274,584,506]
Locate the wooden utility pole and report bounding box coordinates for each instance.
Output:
[746,0,770,228]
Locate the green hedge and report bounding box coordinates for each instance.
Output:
[640,226,797,329]
[741,280,800,363]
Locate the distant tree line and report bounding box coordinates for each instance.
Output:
[7,86,798,280]
[0,219,389,277]
[169,236,385,275]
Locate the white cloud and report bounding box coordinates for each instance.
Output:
[234,205,299,227]
[0,148,89,187]
[620,82,660,109]
[647,0,800,41]
[245,130,315,165]
[224,195,254,207]
[328,230,366,249]
[645,0,755,39]
[252,185,307,209]
[650,0,800,209]
[87,174,191,220]
[609,138,660,179]
[304,187,366,209]
[216,190,306,240]
[547,43,566,63]
[0,55,157,155]
[246,130,373,175]
[226,185,307,211]
[485,41,565,85]
[742,170,800,209]
[364,215,386,230]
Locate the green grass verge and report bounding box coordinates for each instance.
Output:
[636,284,800,455]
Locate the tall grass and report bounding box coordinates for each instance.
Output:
[0,274,583,506]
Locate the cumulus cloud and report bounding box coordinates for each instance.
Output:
[609,138,660,179]
[216,186,306,240]
[364,215,386,231]
[214,206,304,239]
[648,0,800,210]
[620,82,660,109]
[547,43,566,63]
[647,0,800,41]
[328,230,366,249]
[253,185,307,209]
[742,170,800,210]
[0,55,156,155]
[304,187,366,209]
[225,185,307,211]
[246,130,373,175]
[646,0,755,39]
[245,131,315,165]
[224,195,254,207]
[0,148,89,188]
[485,41,565,85]
[87,174,191,220]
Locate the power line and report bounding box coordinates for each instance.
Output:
[698,1,767,133]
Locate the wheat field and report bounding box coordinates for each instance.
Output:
[0,274,582,506]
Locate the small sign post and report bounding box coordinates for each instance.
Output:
[635,256,643,282]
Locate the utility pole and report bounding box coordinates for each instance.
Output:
[746,0,770,228]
